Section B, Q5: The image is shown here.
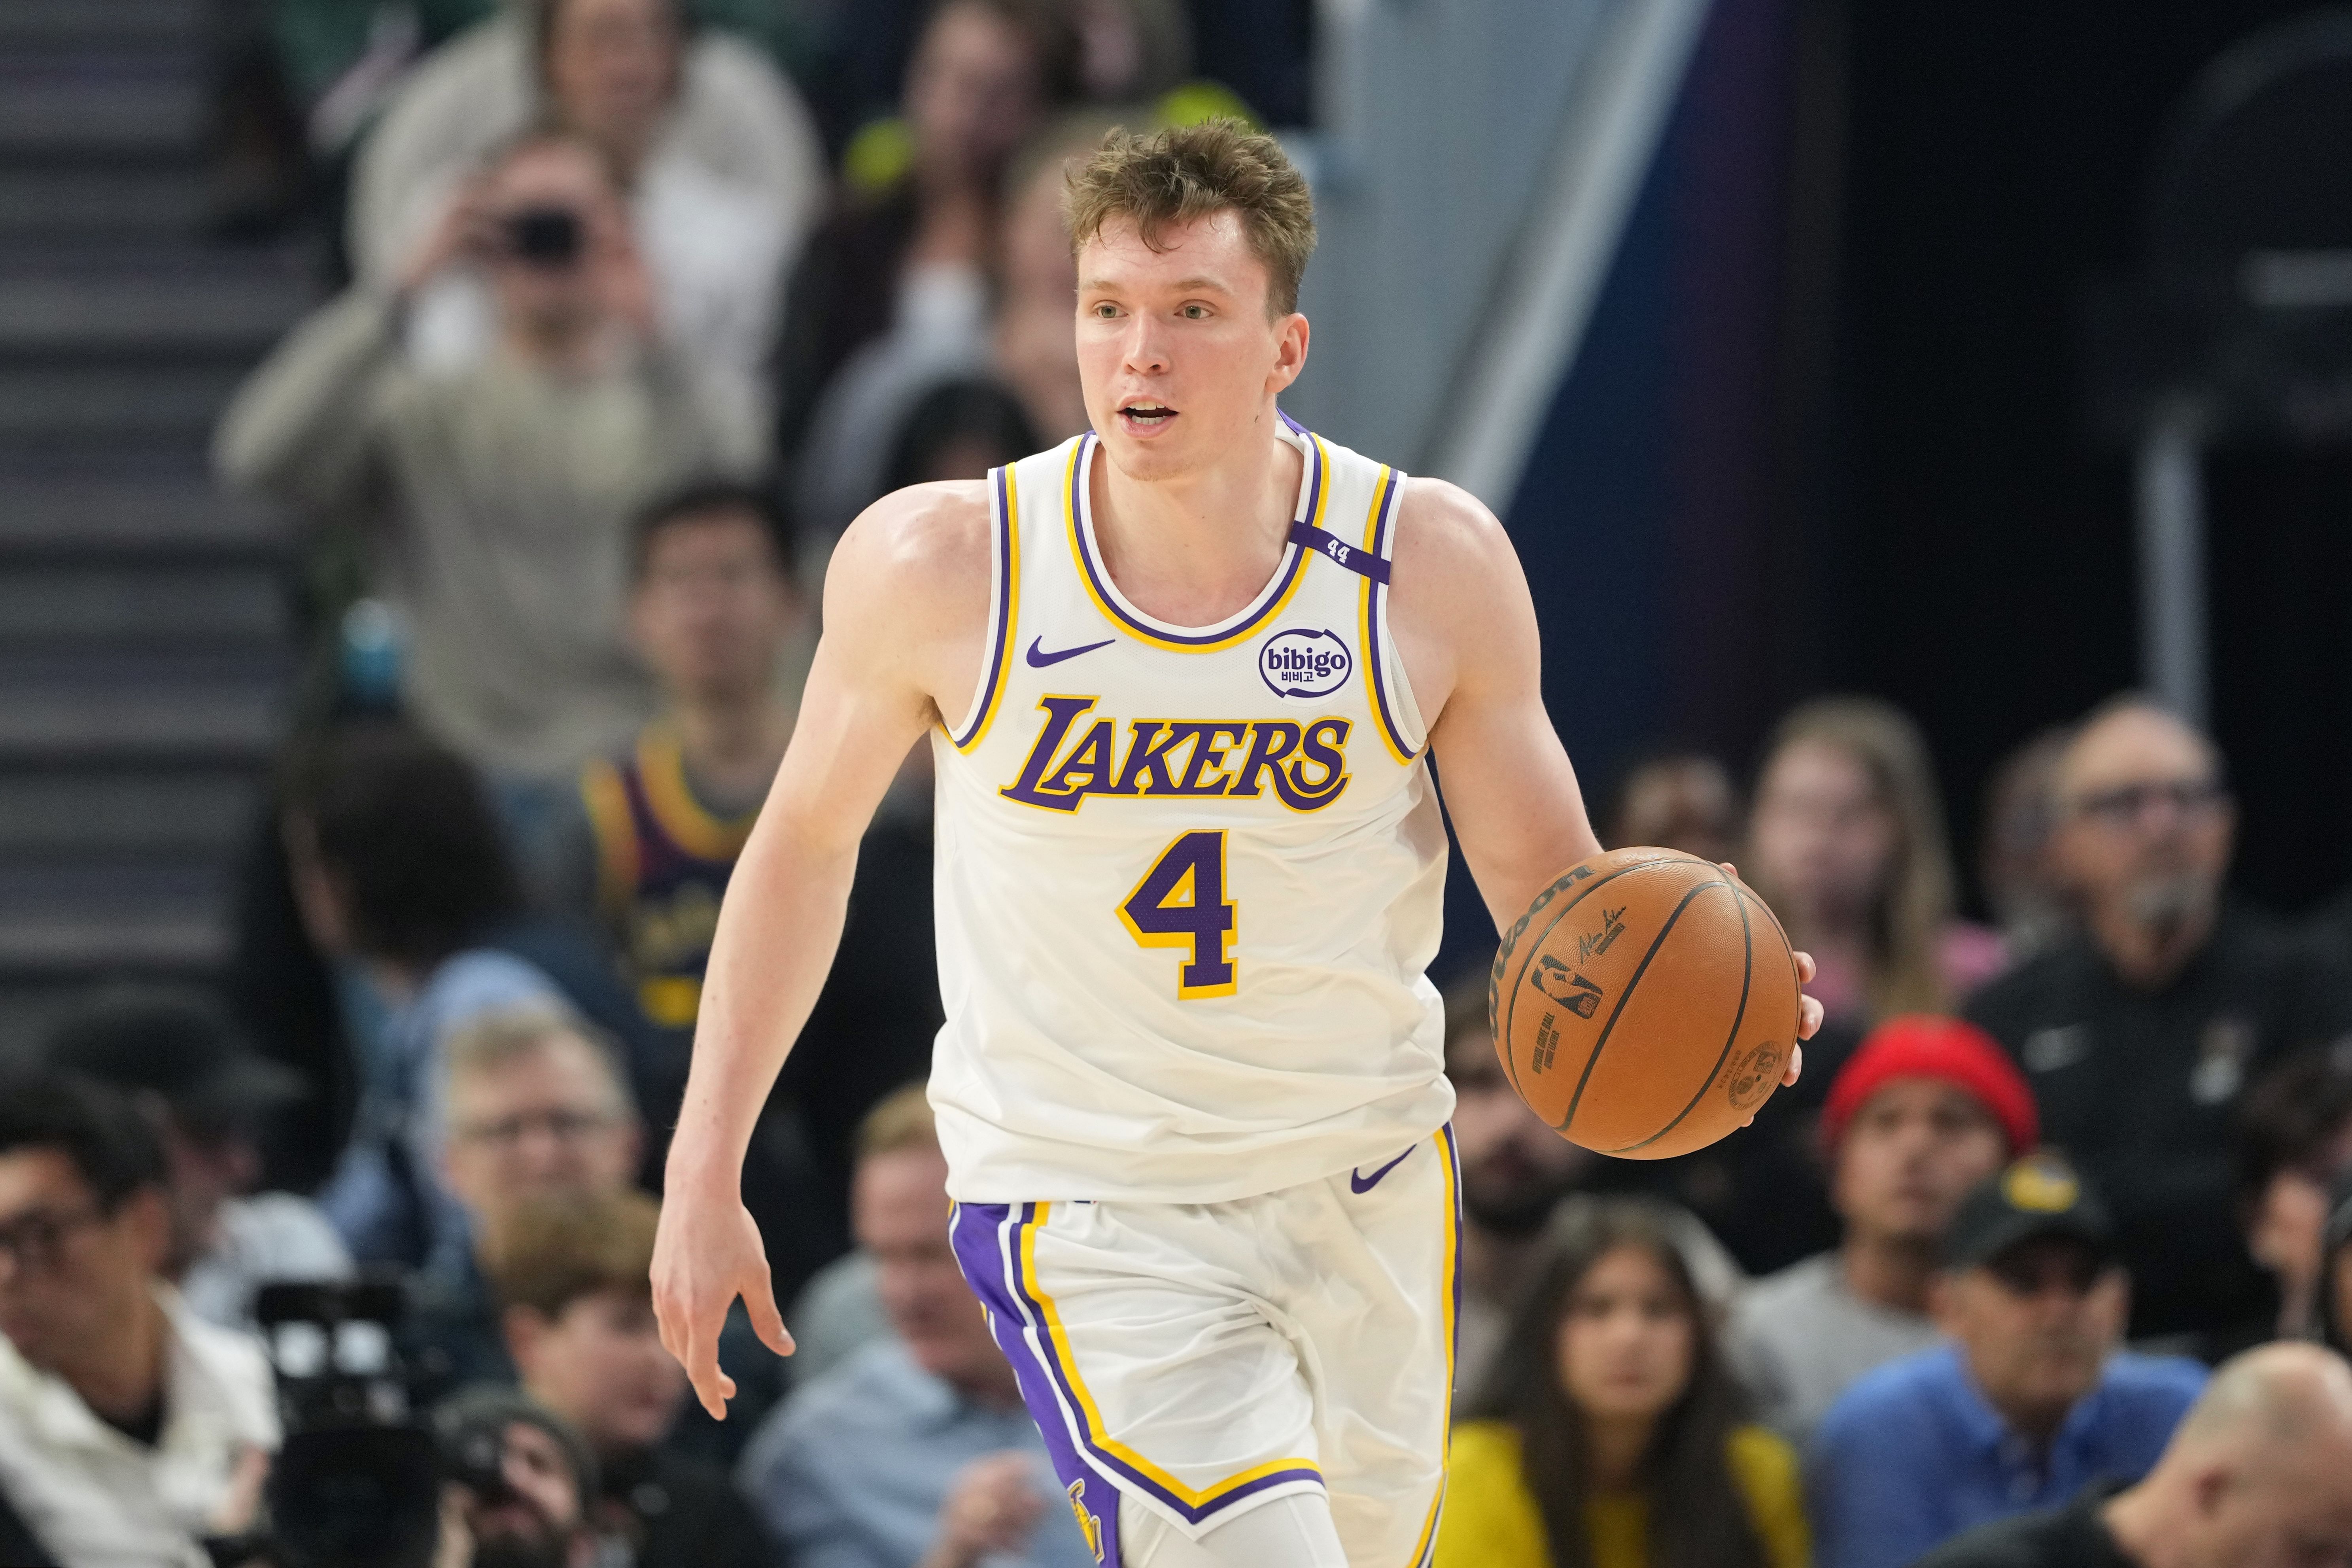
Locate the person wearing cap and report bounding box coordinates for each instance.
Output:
[1809,1153,2207,1568]
[44,991,353,1332]
[1913,1342,2352,1568]
[1729,1014,2035,1445]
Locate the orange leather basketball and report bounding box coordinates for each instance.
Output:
[1489,847,1800,1159]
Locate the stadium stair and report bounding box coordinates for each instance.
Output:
[0,0,309,1046]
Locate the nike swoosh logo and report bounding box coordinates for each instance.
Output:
[1026,636,1115,668]
[1349,1146,1416,1194]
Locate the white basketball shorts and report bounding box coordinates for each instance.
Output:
[947,1124,1460,1567]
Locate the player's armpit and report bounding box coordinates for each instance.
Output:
[1386,479,1601,936]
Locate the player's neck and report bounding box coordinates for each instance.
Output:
[1089,418,1299,625]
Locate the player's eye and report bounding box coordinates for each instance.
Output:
[1181,304,1210,320]
[1091,302,1120,319]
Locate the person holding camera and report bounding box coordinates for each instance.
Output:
[216,126,764,788]
[430,1390,604,1568]
[0,1073,278,1568]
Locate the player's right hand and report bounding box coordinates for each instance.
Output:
[650,1189,793,1419]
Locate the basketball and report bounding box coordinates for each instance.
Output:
[1489,847,1801,1159]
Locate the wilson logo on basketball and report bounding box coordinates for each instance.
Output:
[1258,628,1352,698]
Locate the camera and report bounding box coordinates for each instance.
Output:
[209,1280,518,1568]
[501,206,585,268]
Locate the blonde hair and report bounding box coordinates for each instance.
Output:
[440,1001,635,1118]
[1753,696,1960,1019]
[856,1082,940,1163]
[1063,119,1316,315]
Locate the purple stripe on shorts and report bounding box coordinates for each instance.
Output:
[949,1202,1125,1565]
[954,1202,1323,1531]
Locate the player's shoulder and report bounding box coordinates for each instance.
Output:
[819,478,997,638]
[834,478,993,581]
[1390,474,1513,574]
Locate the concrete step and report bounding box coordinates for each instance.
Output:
[0,858,229,975]
[0,69,204,159]
[0,265,310,359]
[0,560,289,645]
[0,165,209,240]
[0,361,246,442]
[0,0,206,47]
[0,477,282,558]
[0,769,258,857]
[0,648,288,764]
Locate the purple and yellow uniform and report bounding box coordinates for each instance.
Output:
[581,725,758,1034]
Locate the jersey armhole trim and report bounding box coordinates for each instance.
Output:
[949,463,1019,751]
[1359,467,1428,763]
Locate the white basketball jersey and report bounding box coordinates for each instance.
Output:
[927,416,1455,1203]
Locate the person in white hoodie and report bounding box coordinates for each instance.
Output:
[0,1074,278,1568]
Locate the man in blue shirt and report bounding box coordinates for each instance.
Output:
[1810,1151,2206,1568]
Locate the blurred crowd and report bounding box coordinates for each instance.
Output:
[8,1,2352,1565]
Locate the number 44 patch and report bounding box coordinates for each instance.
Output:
[1120,830,1237,998]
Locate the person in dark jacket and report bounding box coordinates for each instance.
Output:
[1965,695,2352,1338]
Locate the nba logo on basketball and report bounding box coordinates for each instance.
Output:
[1259,628,1352,698]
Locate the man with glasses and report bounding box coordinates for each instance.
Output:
[1965,695,2352,1338]
[401,1002,782,1462]
[403,1003,644,1403]
[0,1072,278,1567]
[1809,1154,2206,1568]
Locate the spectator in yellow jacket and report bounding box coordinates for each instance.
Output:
[1439,1198,1810,1568]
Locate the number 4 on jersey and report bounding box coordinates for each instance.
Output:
[1120,830,1237,998]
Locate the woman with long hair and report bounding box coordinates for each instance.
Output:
[1437,1199,1808,1568]
[1745,697,2004,1029]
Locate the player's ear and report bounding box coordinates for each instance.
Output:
[1269,310,1309,392]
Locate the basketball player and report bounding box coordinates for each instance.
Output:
[654,121,1821,1567]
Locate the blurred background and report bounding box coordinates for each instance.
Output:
[8,2,2352,1565]
[6,0,2351,1037]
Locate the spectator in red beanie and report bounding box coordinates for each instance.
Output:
[1728,1015,2036,1443]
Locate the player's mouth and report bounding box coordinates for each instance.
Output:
[1116,400,1178,436]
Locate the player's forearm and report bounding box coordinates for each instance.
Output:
[666,816,860,1193]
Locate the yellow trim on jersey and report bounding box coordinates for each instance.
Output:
[1066,435,1320,654]
[578,757,639,920]
[1405,1124,1462,1568]
[955,463,1023,753]
[1024,1203,1322,1508]
[1358,467,1417,768]
[637,728,758,862]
